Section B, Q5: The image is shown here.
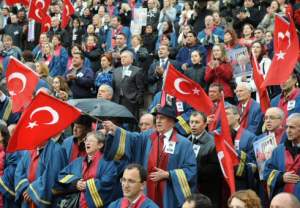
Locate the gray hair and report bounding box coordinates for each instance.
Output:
[121,50,134,60]
[99,84,114,97]
[266,107,285,120]
[87,131,106,144]
[287,113,300,121]
[225,104,240,116]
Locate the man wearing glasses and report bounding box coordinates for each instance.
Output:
[264,113,300,202]
[108,164,158,208]
[256,107,286,145]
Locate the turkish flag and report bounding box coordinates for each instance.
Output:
[6,0,29,6]
[28,0,51,23]
[6,57,39,113]
[214,99,239,194]
[262,14,299,87]
[41,13,52,33]
[163,64,213,115]
[61,0,75,29]
[7,92,81,152]
[252,54,270,113]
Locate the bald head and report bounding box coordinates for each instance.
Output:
[270,193,300,208]
[264,107,285,132]
[139,113,155,132]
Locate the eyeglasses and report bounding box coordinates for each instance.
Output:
[264,116,282,121]
[120,178,141,185]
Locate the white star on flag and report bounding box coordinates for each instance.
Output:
[27,121,38,129]
[275,51,286,60]
[192,88,200,95]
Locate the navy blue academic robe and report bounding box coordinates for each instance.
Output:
[108,196,158,208]
[0,151,23,208]
[14,140,67,207]
[264,142,300,201]
[57,153,119,207]
[104,128,197,208]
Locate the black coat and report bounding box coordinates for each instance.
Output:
[184,63,207,90]
[188,131,223,208]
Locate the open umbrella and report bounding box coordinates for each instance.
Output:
[68,98,136,122]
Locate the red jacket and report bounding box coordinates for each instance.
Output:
[205,62,234,98]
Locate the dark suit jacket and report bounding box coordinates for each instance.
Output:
[112,65,145,105]
[147,58,177,94]
[188,131,223,208]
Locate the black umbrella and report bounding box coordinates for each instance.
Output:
[68,98,136,122]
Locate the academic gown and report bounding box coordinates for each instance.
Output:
[0,151,24,208]
[234,127,257,191]
[271,89,300,122]
[264,142,300,201]
[56,152,119,208]
[62,136,86,162]
[104,128,197,208]
[238,99,263,134]
[108,196,159,208]
[14,140,67,208]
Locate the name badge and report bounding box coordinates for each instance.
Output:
[165,141,176,154]
[14,31,19,35]
[234,140,240,152]
[176,101,184,112]
[77,72,84,78]
[124,70,132,77]
[193,144,200,156]
[287,100,296,111]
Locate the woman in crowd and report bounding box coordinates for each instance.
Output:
[35,61,53,87]
[142,25,158,55]
[83,35,102,73]
[177,24,192,47]
[56,131,119,207]
[205,43,234,103]
[51,34,68,77]
[52,76,71,101]
[228,189,262,208]
[258,0,281,32]
[239,24,255,49]
[183,50,206,89]
[95,53,114,89]
[224,28,242,53]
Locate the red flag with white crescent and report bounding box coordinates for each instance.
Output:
[262,14,299,87]
[214,99,239,194]
[7,91,81,152]
[6,57,39,113]
[28,0,51,23]
[61,0,75,29]
[163,64,213,115]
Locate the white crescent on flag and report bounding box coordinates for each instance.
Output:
[8,72,27,96]
[27,106,59,128]
[174,78,190,95]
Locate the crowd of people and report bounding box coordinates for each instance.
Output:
[1,0,300,207]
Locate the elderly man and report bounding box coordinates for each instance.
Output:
[270,193,300,208]
[103,104,197,208]
[139,113,155,132]
[108,164,158,208]
[256,107,286,144]
[97,84,113,100]
[112,50,144,118]
[188,111,222,208]
[235,82,263,134]
[264,113,300,201]
[225,104,256,190]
